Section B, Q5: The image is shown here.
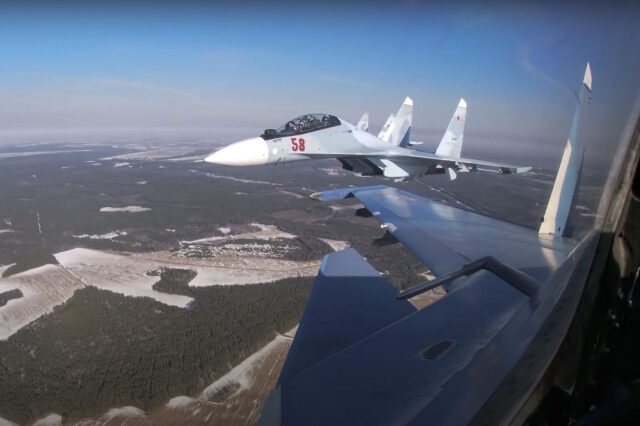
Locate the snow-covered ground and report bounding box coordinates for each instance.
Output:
[184,223,296,244]
[0,149,91,160]
[32,413,62,426]
[0,234,319,339]
[102,406,145,420]
[72,230,128,240]
[132,250,319,287]
[318,238,350,252]
[99,206,151,213]
[112,162,131,168]
[54,248,193,308]
[0,416,18,426]
[102,147,198,161]
[191,170,282,186]
[0,265,84,340]
[0,223,320,340]
[167,328,296,407]
[52,329,296,425]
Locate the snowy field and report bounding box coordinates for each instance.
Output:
[99,206,151,213]
[0,149,91,160]
[101,147,200,161]
[184,223,296,244]
[54,248,194,308]
[0,265,84,340]
[318,238,350,252]
[0,223,323,340]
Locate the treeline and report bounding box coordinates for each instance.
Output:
[0,289,23,307]
[2,250,58,278]
[0,275,312,424]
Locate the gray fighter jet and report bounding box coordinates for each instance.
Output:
[205,97,531,181]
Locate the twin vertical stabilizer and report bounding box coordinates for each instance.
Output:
[539,63,592,236]
[435,98,467,158]
[379,97,413,147]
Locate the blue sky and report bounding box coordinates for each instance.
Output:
[0,2,639,165]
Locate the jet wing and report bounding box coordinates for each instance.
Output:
[383,149,532,174]
[313,185,573,280]
[260,185,597,426]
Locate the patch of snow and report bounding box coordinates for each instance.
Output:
[103,406,144,419]
[318,238,350,252]
[0,264,82,340]
[0,416,18,426]
[279,190,304,199]
[100,206,151,213]
[191,170,281,186]
[33,413,62,426]
[219,227,231,235]
[0,229,12,235]
[113,162,131,168]
[201,332,293,400]
[166,396,196,409]
[165,228,176,233]
[185,223,296,244]
[102,147,197,161]
[318,167,345,176]
[54,248,193,308]
[136,180,147,185]
[0,150,91,160]
[0,264,15,276]
[72,230,128,240]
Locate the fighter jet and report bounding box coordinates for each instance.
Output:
[205,97,531,181]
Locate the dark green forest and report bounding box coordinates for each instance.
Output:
[0,271,312,424]
[0,289,23,307]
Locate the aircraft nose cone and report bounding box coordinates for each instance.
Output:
[205,137,269,166]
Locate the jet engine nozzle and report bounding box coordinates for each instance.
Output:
[205,137,269,166]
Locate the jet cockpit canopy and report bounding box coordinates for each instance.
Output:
[262,114,341,140]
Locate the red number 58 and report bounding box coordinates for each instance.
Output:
[291,137,306,152]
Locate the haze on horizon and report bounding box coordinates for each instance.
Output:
[0,2,639,167]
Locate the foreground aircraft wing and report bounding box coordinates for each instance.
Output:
[258,64,597,426]
[313,185,572,278]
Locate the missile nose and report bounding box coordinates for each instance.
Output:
[205,137,269,166]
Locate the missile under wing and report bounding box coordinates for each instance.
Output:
[256,64,626,425]
[205,97,531,181]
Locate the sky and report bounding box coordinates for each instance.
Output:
[0,1,639,166]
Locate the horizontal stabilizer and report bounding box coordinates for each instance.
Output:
[278,248,415,382]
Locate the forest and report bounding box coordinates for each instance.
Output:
[0,271,312,424]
